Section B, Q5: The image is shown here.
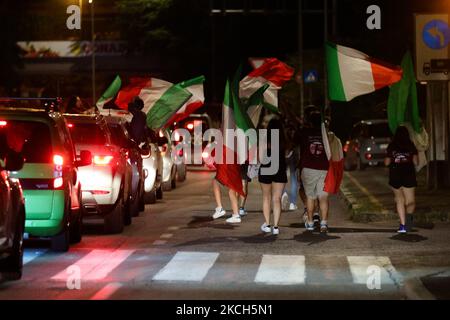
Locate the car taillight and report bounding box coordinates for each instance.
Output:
[186,123,194,130]
[67,123,74,128]
[93,155,114,166]
[53,177,64,189]
[343,142,350,153]
[365,153,373,160]
[0,120,7,126]
[177,149,183,157]
[53,154,64,166]
[174,131,180,142]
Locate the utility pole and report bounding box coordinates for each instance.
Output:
[90,0,96,105]
[323,0,329,113]
[298,0,305,119]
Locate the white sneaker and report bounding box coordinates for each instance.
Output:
[239,208,247,216]
[281,192,289,211]
[212,207,226,219]
[226,215,241,224]
[261,223,272,233]
[272,227,280,235]
[289,203,298,211]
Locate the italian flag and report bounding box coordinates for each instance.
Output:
[215,80,245,197]
[326,42,403,102]
[115,77,192,129]
[96,75,121,109]
[166,75,205,126]
[240,58,294,126]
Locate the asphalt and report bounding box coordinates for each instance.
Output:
[0,167,449,300]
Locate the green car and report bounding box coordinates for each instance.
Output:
[0,101,92,252]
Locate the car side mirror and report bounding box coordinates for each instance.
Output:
[76,150,92,167]
[4,151,24,171]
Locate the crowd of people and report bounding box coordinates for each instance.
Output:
[211,106,421,236]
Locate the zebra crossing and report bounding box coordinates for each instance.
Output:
[21,248,413,288]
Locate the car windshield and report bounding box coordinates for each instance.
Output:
[0,120,53,163]
[368,123,392,138]
[69,122,107,145]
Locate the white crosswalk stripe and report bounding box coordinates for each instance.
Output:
[51,249,134,281]
[347,256,403,286]
[23,249,48,265]
[254,255,306,285]
[153,251,219,282]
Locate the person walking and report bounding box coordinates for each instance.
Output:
[300,111,330,233]
[258,117,287,235]
[281,121,300,211]
[384,125,418,233]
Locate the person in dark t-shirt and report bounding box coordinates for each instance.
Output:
[384,125,418,234]
[299,111,330,233]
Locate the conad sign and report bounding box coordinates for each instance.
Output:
[17,41,127,58]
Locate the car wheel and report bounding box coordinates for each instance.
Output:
[123,196,132,226]
[70,209,83,244]
[144,189,157,204]
[1,206,25,280]
[104,196,125,234]
[130,194,140,218]
[177,166,186,182]
[162,177,172,191]
[171,174,177,189]
[156,184,163,199]
[51,217,70,252]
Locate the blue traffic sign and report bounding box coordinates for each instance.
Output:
[304,70,318,83]
[422,19,450,50]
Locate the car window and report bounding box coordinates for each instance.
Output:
[108,123,129,147]
[368,123,392,138]
[69,122,108,145]
[0,120,53,163]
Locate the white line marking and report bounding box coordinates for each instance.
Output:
[160,233,173,239]
[51,249,134,281]
[90,283,123,300]
[23,249,47,265]
[153,251,219,281]
[347,256,403,286]
[254,255,306,285]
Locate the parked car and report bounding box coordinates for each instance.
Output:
[157,128,177,191]
[105,115,145,215]
[0,100,91,252]
[344,119,392,171]
[0,148,26,280]
[169,127,187,182]
[65,113,131,233]
[141,129,164,204]
[173,113,213,167]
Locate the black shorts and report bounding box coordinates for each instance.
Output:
[389,165,417,189]
[258,165,288,184]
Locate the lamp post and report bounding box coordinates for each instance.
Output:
[89,0,96,105]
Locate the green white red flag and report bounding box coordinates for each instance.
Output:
[326,42,403,102]
[166,75,205,126]
[115,77,192,129]
[240,58,294,126]
[215,80,245,197]
[96,75,122,109]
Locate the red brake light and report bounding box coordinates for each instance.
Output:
[365,153,373,160]
[67,123,74,128]
[0,120,7,126]
[93,155,114,165]
[53,177,63,189]
[53,155,64,166]
[186,123,194,130]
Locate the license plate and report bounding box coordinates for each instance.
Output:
[380,144,388,150]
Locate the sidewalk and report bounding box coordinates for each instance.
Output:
[340,167,450,223]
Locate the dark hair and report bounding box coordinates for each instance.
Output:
[390,126,416,152]
[266,118,285,150]
[308,111,322,129]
